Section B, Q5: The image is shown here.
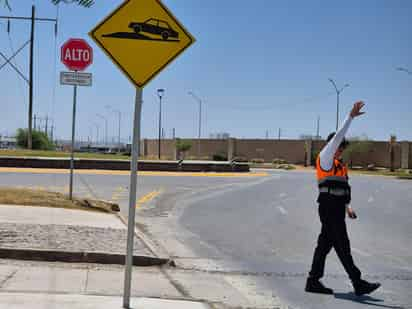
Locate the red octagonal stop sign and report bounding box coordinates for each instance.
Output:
[61,38,93,71]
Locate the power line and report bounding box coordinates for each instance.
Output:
[6,31,26,108]
[0,6,58,149]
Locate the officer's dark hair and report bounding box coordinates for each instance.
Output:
[327,132,349,149]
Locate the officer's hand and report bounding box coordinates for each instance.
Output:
[350,101,365,118]
[347,207,357,219]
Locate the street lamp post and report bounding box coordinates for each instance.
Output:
[328,78,349,131]
[157,89,165,160]
[188,91,202,159]
[96,114,108,146]
[106,105,122,152]
[92,123,99,146]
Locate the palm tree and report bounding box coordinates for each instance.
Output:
[1,0,94,10]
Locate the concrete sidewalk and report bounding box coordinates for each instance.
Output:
[0,205,210,308]
[0,293,209,309]
[0,260,210,309]
[0,204,283,308]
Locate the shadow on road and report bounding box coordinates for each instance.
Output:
[334,292,405,309]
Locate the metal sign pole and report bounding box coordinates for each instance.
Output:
[123,87,143,309]
[69,75,78,201]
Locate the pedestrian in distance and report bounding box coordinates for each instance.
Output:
[305,101,381,296]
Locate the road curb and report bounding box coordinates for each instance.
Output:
[0,157,250,173]
[115,213,175,267]
[0,247,170,266]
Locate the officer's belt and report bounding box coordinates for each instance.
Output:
[319,187,348,196]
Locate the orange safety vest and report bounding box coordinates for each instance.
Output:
[316,155,351,203]
[316,156,348,181]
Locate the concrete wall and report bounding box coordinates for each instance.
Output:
[346,141,401,169]
[234,139,306,164]
[142,138,411,169]
[145,139,176,160]
[143,139,228,160]
[183,139,228,160]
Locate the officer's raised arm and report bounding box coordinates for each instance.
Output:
[319,101,365,170]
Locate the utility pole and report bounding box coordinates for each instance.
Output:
[33,114,37,131]
[316,116,320,140]
[28,5,35,149]
[278,128,281,140]
[172,128,175,139]
[0,6,57,149]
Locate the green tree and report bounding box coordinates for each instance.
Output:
[342,136,374,168]
[16,128,55,150]
[175,138,192,160]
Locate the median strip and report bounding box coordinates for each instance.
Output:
[0,167,267,177]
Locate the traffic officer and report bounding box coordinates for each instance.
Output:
[305,101,381,296]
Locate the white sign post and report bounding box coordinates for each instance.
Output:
[89,1,195,307]
[60,38,93,200]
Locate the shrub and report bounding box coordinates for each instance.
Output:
[280,164,295,170]
[16,128,55,150]
[213,153,227,161]
[175,138,192,160]
[232,156,248,163]
[251,158,264,164]
[272,158,287,164]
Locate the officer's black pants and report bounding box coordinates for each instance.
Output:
[309,201,361,283]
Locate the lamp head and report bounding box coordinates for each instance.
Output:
[157,88,165,98]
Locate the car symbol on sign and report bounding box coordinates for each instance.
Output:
[128,18,179,40]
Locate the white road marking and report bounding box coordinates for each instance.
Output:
[279,193,287,198]
[367,196,374,203]
[351,247,372,257]
[277,206,288,215]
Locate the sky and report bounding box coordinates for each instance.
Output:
[0,0,411,143]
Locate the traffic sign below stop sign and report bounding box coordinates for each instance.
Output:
[61,38,93,71]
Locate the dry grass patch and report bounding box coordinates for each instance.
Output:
[0,187,119,213]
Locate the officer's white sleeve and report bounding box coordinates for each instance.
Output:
[319,114,353,171]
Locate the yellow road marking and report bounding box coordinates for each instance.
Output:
[135,190,162,208]
[0,167,267,177]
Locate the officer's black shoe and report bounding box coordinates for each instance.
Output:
[353,279,381,296]
[305,278,334,294]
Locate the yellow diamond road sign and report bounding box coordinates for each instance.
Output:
[89,0,195,88]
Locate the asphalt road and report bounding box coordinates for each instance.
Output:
[177,170,412,309]
[0,168,411,308]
